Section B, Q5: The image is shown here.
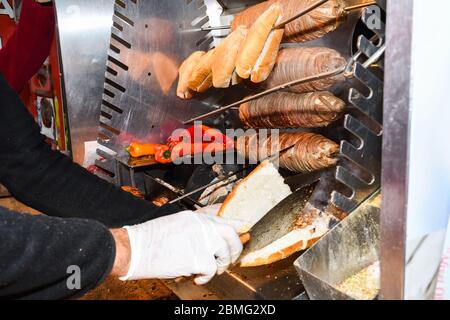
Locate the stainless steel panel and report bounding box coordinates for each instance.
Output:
[379,0,413,300]
[165,253,304,300]
[96,0,221,175]
[54,0,115,165]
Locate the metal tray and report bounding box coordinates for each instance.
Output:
[294,193,380,300]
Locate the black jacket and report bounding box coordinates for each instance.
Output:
[0,74,179,299]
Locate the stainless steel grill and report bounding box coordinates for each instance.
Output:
[52,0,450,300]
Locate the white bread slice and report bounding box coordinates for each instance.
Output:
[177,51,206,99]
[212,26,248,88]
[240,211,331,267]
[235,4,282,80]
[218,161,292,234]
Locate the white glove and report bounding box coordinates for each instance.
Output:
[120,210,244,285]
[195,203,251,235]
[195,203,222,216]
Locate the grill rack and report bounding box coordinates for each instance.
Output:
[94,0,386,299]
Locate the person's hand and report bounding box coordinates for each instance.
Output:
[195,204,251,235]
[111,211,244,285]
[195,203,222,216]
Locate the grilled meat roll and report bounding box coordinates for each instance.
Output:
[239,91,346,128]
[263,47,346,92]
[237,132,339,173]
[231,0,347,43]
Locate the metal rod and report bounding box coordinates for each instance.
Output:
[362,43,386,68]
[195,0,376,32]
[145,174,205,208]
[168,168,247,204]
[343,34,380,76]
[168,144,295,204]
[201,25,231,31]
[183,66,346,124]
[344,1,377,12]
[274,0,329,29]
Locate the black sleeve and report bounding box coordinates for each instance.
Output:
[0,206,115,300]
[0,74,181,228]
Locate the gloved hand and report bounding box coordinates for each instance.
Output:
[119,210,244,285]
[196,204,251,234]
[195,203,222,216]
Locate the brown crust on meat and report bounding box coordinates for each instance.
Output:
[236,132,339,173]
[231,0,347,43]
[177,51,206,99]
[264,47,347,93]
[239,91,346,128]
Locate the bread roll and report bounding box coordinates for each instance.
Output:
[235,4,283,82]
[237,132,339,173]
[188,49,216,93]
[231,0,346,43]
[264,47,346,93]
[251,11,285,83]
[239,91,346,128]
[212,26,248,88]
[177,51,206,99]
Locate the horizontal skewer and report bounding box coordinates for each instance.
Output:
[183,66,346,124]
[196,0,378,32]
[168,144,296,205]
[183,32,384,125]
[344,1,377,12]
[144,173,205,208]
[274,0,329,29]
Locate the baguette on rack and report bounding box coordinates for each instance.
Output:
[188,49,216,93]
[236,132,339,173]
[218,161,292,234]
[177,51,206,99]
[263,47,347,93]
[212,26,248,88]
[235,3,285,83]
[239,91,346,128]
[231,0,347,43]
